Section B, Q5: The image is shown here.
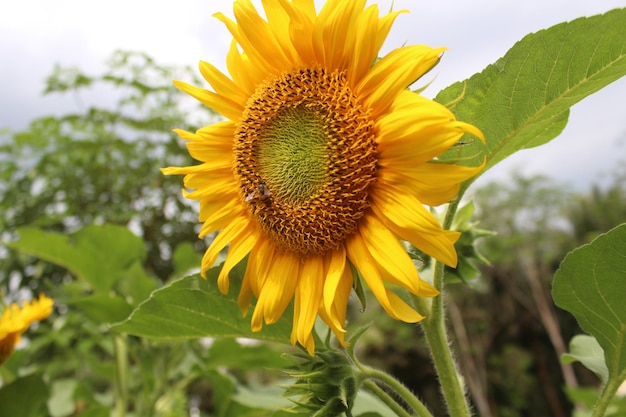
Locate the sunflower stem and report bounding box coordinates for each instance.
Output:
[362,380,413,417]
[114,334,129,417]
[361,366,433,417]
[412,196,472,417]
[591,377,622,417]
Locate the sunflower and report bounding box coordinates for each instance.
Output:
[163,0,484,355]
[0,294,54,364]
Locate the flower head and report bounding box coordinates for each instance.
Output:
[163,0,484,355]
[0,294,54,364]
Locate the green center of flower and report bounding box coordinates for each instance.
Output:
[258,106,329,204]
[234,67,377,255]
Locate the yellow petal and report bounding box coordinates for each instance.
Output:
[241,238,275,314]
[346,231,423,322]
[322,246,347,323]
[359,214,424,295]
[347,4,381,85]
[174,80,243,121]
[198,198,242,237]
[357,45,445,118]
[313,0,365,70]
[198,61,249,107]
[161,163,214,176]
[225,39,258,95]
[371,187,460,267]
[280,0,316,65]
[318,260,352,346]
[374,10,407,60]
[194,120,237,138]
[378,161,485,206]
[293,254,324,354]
[233,0,293,72]
[182,175,237,201]
[376,91,472,164]
[261,0,300,64]
[173,128,233,163]
[251,251,300,330]
[200,215,250,276]
[237,270,253,316]
[217,225,258,294]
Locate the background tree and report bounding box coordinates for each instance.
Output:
[0,50,210,291]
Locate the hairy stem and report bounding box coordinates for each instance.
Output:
[361,366,433,417]
[592,377,623,417]
[413,197,472,417]
[362,380,414,417]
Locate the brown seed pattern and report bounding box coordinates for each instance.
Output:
[234,67,377,255]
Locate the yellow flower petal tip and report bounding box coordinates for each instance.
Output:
[163,0,484,355]
[0,294,54,364]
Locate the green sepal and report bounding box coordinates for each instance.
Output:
[446,201,494,284]
[283,347,358,416]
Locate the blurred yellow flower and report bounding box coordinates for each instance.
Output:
[0,294,54,364]
[163,0,484,354]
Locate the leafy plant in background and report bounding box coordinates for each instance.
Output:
[1,3,625,417]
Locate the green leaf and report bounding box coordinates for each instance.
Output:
[115,261,159,307]
[0,373,49,417]
[231,382,293,411]
[66,294,134,324]
[10,225,146,293]
[205,371,236,417]
[172,242,202,279]
[205,338,290,370]
[553,224,626,384]
[562,334,609,383]
[436,8,626,188]
[112,264,293,345]
[48,378,77,417]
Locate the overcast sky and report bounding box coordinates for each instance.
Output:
[1,0,625,190]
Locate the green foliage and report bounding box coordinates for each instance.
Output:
[562,335,609,384]
[568,183,626,245]
[436,8,626,191]
[553,224,626,381]
[553,223,626,413]
[9,225,156,324]
[6,224,292,416]
[113,267,294,345]
[446,201,493,283]
[10,225,148,294]
[0,373,49,416]
[0,50,207,285]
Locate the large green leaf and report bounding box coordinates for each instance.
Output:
[436,8,626,189]
[553,224,626,384]
[66,294,134,324]
[112,264,294,345]
[10,225,146,293]
[0,373,49,417]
